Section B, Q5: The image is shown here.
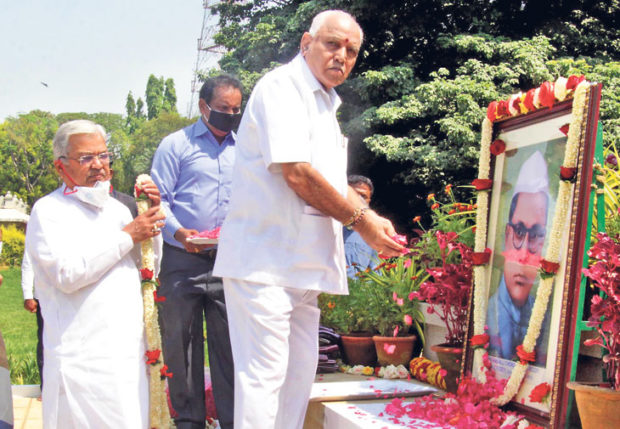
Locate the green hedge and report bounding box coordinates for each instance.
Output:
[1,225,25,267]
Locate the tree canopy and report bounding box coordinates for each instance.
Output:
[211,0,619,230]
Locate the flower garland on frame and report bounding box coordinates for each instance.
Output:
[135,174,171,428]
[471,76,591,405]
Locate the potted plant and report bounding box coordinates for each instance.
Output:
[412,229,474,392]
[567,232,620,429]
[357,249,427,366]
[318,278,377,366]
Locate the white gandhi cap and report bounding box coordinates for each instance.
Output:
[513,150,549,197]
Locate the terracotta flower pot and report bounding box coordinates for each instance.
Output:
[567,381,620,429]
[373,335,417,367]
[430,343,463,393]
[341,333,377,367]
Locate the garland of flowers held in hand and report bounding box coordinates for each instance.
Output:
[135,174,171,428]
[471,76,591,405]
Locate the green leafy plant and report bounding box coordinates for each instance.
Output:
[318,278,376,335]
[356,252,426,343]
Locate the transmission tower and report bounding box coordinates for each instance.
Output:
[187,0,225,117]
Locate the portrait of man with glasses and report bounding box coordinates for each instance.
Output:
[487,150,552,366]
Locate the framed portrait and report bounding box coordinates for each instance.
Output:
[463,82,603,427]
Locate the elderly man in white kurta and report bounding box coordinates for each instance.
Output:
[213,10,404,429]
[25,120,165,429]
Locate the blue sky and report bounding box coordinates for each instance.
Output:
[0,0,208,121]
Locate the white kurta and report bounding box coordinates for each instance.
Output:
[25,187,150,429]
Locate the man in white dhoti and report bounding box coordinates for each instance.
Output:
[214,10,403,429]
[25,120,165,429]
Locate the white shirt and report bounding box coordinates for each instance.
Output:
[21,251,35,300]
[214,54,348,294]
[25,186,153,429]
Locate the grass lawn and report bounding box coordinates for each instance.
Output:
[0,267,40,384]
[0,266,210,384]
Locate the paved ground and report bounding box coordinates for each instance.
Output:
[12,395,42,429]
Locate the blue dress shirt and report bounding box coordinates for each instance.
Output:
[151,119,235,249]
[343,228,378,279]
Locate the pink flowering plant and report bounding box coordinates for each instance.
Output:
[356,243,427,342]
[582,232,620,390]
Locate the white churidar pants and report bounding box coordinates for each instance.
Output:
[223,278,321,429]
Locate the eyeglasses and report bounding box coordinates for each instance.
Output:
[59,152,112,166]
[507,221,546,254]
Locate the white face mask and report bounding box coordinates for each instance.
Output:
[66,180,111,209]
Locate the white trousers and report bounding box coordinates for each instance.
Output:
[223,278,321,429]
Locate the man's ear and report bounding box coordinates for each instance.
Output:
[300,32,312,55]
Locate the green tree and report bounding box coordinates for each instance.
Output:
[0,111,59,205]
[122,112,193,184]
[210,0,619,231]
[126,91,136,118]
[145,74,165,120]
[136,98,146,119]
[163,78,178,113]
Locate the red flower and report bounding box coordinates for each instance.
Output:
[566,74,585,91]
[607,153,618,166]
[510,96,521,114]
[523,88,536,111]
[140,268,154,281]
[540,259,560,274]
[528,382,551,403]
[559,124,570,136]
[469,334,490,348]
[445,184,452,194]
[431,203,440,210]
[496,100,509,118]
[153,290,166,303]
[539,81,556,108]
[560,166,577,181]
[412,216,421,223]
[160,364,173,379]
[427,193,435,201]
[472,248,492,265]
[448,209,456,215]
[134,185,143,198]
[489,139,506,156]
[471,178,493,191]
[516,344,536,364]
[145,349,161,365]
[486,101,498,122]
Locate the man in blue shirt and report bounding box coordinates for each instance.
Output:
[344,175,378,278]
[151,75,242,429]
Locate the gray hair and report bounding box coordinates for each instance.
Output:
[53,120,107,159]
[309,10,363,43]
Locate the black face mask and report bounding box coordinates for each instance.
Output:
[205,104,241,133]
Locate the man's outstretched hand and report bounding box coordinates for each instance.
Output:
[354,210,404,258]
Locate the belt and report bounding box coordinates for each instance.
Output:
[164,242,217,259]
